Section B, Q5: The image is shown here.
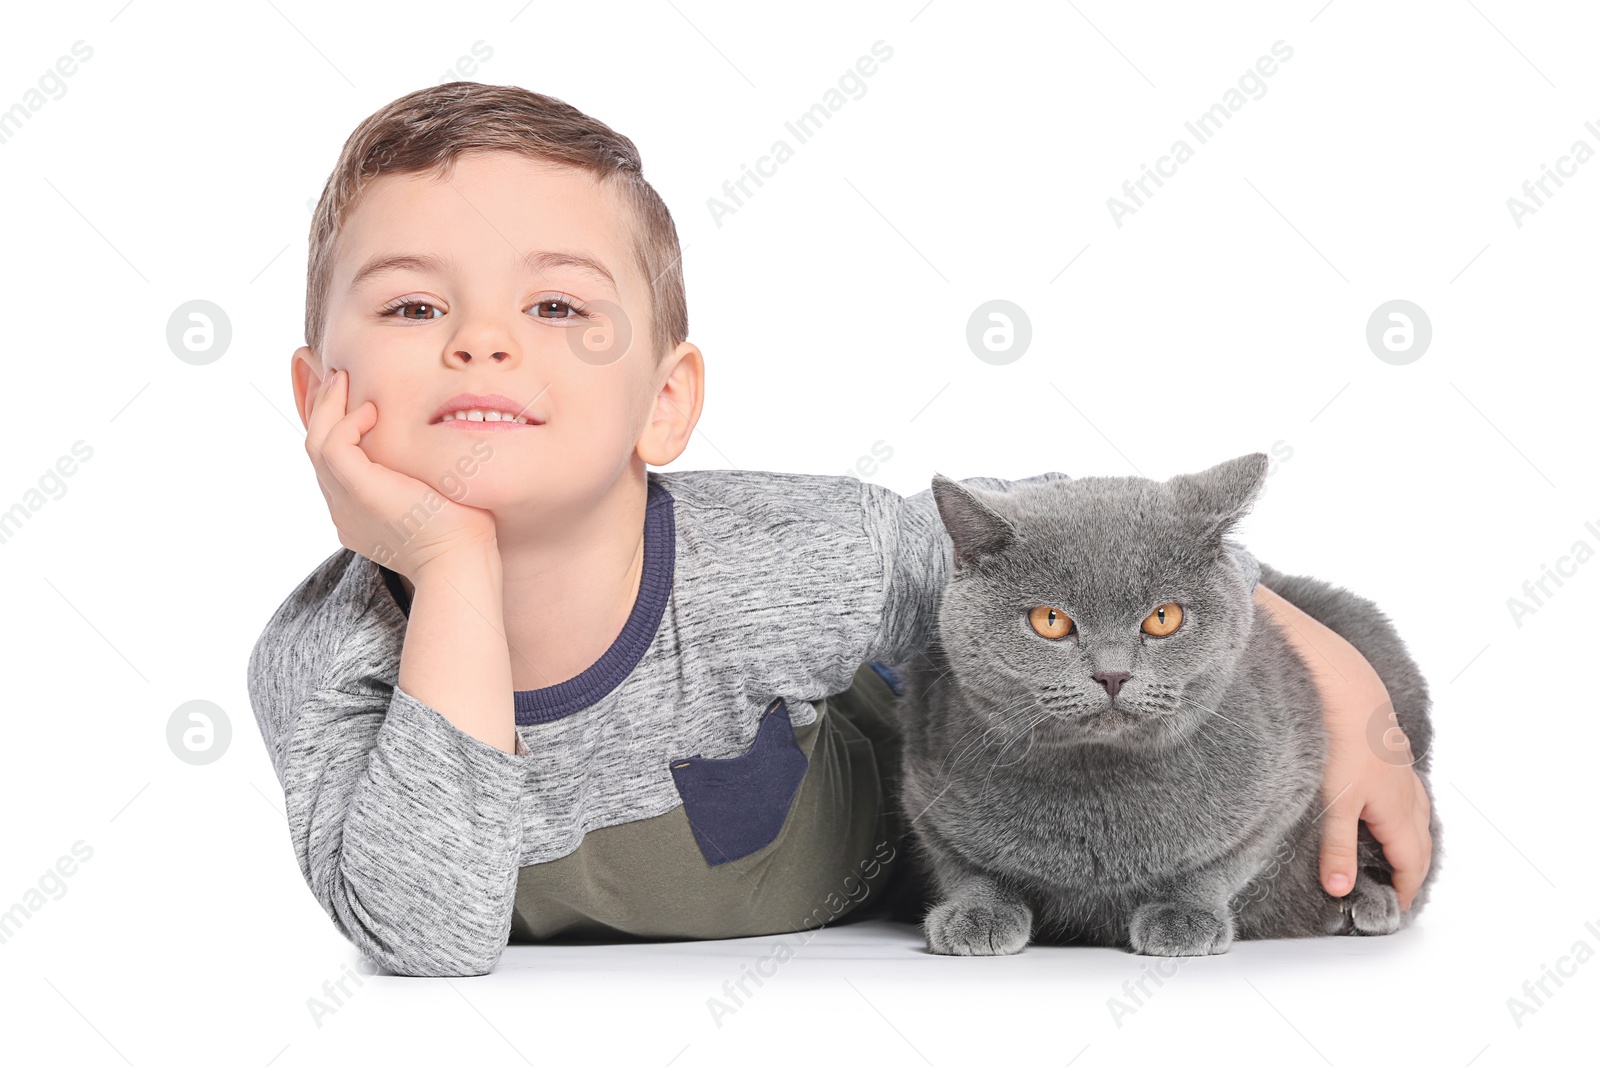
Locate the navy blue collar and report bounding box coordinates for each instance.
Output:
[378,474,676,724]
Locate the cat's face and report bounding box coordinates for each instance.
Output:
[930,453,1267,745]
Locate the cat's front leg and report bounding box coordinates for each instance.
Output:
[1128,847,1266,956]
[1128,899,1235,957]
[916,842,1034,956]
[1339,869,1402,935]
[924,873,1034,956]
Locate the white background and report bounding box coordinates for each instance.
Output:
[2,1,1595,1064]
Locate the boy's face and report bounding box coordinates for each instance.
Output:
[297,151,673,518]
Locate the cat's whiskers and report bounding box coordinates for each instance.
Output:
[1144,692,1257,775]
[975,704,1059,799]
[1170,692,1250,734]
[901,691,1051,827]
[944,693,1050,770]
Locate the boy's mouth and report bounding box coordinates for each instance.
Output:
[429,392,542,427]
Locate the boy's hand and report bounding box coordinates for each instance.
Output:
[1254,584,1433,911]
[1317,688,1434,912]
[303,369,498,580]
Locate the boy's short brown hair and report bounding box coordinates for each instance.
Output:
[304,83,687,363]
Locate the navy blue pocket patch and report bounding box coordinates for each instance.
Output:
[668,697,811,867]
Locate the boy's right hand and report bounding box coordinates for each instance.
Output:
[303,369,498,581]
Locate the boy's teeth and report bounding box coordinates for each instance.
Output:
[443,409,528,424]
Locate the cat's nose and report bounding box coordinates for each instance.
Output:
[1091,671,1131,698]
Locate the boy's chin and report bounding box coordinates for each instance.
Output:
[372,443,515,509]
[421,481,519,512]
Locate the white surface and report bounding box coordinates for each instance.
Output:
[2,0,1595,1063]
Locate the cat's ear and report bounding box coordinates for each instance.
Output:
[1167,453,1269,545]
[931,473,1017,570]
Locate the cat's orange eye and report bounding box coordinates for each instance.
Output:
[1029,605,1076,639]
[1141,602,1184,637]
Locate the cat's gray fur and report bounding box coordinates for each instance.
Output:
[893,453,1441,956]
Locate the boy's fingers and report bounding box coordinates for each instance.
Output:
[1390,827,1430,911]
[1366,819,1425,911]
[326,400,378,459]
[317,401,376,497]
[304,374,371,501]
[303,370,346,460]
[1366,780,1433,911]
[1318,790,1362,897]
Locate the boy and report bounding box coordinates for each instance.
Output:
[248,83,1432,976]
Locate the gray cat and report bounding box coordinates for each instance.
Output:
[894,453,1441,956]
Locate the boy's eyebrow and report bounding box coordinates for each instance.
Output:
[522,250,617,289]
[348,249,617,291]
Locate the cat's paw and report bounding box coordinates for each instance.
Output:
[923,896,1033,956]
[1128,901,1235,956]
[1344,877,1401,936]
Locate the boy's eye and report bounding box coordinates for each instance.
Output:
[382,300,443,321]
[376,295,589,321]
[532,298,580,319]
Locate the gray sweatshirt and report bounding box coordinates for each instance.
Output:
[247,467,1259,975]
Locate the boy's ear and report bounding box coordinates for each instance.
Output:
[290,346,324,431]
[637,341,705,466]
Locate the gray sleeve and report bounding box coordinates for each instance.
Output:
[859,471,1075,667]
[248,571,534,977]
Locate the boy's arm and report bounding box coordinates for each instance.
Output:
[249,551,532,977]
[399,546,520,756]
[1254,583,1434,911]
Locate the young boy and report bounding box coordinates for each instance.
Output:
[248,83,1433,977]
